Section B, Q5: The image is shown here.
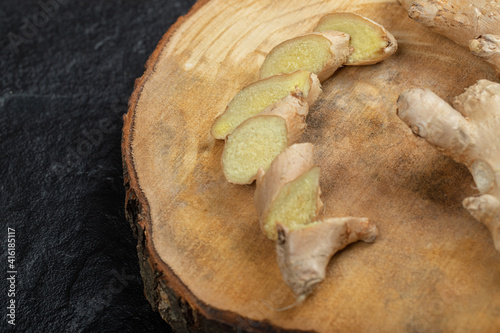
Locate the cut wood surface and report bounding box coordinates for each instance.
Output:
[122,0,500,332]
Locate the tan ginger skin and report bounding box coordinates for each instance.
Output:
[397,80,500,252]
[276,218,378,300]
[399,0,500,76]
[305,31,351,82]
[470,35,500,78]
[259,90,309,144]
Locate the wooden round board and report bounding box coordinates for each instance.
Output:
[122,0,500,332]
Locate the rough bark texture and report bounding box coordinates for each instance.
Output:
[124,179,286,332]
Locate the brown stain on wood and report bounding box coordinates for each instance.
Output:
[122,0,500,332]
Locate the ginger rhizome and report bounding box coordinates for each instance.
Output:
[399,0,500,76]
[254,143,322,240]
[470,35,500,78]
[255,143,378,300]
[222,92,308,184]
[276,217,378,300]
[211,70,321,139]
[397,80,500,252]
[259,31,351,82]
[314,12,397,65]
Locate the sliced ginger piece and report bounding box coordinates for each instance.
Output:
[223,116,288,184]
[314,12,397,65]
[211,70,321,139]
[276,217,378,300]
[222,93,308,184]
[255,143,323,240]
[259,31,351,82]
[263,167,321,241]
[255,143,378,301]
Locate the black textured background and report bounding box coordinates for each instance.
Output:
[0,0,196,331]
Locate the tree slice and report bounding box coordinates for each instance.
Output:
[122,0,500,332]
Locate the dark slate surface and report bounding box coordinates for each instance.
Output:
[0,0,196,331]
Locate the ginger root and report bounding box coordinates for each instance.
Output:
[397,80,500,252]
[222,92,308,184]
[211,70,321,139]
[314,12,397,65]
[399,0,500,76]
[470,35,500,78]
[255,143,322,240]
[255,143,378,299]
[276,217,378,300]
[259,31,351,82]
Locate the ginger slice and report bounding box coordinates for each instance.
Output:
[222,93,308,184]
[276,217,378,300]
[397,79,500,252]
[314,12,397,65]
[222,116,288,184]
[262,167,321,241]
[255,143,378,300]
[259,31,351,82]
[211,70,321,140]
[255,143,322,240]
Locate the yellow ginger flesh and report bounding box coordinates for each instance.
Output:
[211,71,313,139]
[222,116,288,184]
[260,35,332,79]
[264,167,320,240]
[315,13,391,64]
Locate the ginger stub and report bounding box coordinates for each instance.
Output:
[259,31,350,82]
[211,70,321,140]
[397,79,500,252]
[314,12,397,65]
[276,218,378,299]
[222,93,308,185]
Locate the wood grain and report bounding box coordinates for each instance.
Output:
[122,0,500,331]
